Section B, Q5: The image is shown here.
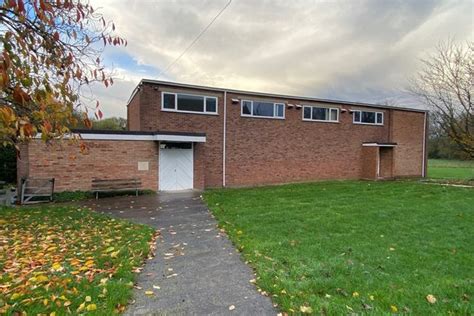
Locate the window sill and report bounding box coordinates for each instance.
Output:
[302,119,340,124]
[353,122,384,126]
[241,114,285,120]
[161,109,219,116]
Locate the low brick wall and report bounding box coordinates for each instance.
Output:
[19,140,159,192]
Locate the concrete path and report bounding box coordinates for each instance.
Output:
[81,192,276,315]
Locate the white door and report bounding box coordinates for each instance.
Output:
[159,145,194,191]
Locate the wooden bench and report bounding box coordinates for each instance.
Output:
[91,178,142,199]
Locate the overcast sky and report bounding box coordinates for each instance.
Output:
[88,0,473,118]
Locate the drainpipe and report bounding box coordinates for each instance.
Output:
[223,91,227,187]
[376,148,381,179]
[422,111,427,178]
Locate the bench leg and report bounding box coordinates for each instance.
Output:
[136,188,138,197]
[96,192,98,200]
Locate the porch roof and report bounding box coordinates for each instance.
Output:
[71,129,206,143]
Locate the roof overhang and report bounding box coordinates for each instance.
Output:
[362,142,397,147]
[137,79,428,114]
[36,130,207,143]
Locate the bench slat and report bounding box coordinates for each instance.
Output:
[91,178,142,199]
[92,178,140,183]
[92,181,141,186]
[92,185,141,190]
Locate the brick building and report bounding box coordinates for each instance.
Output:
[18,80,428,192]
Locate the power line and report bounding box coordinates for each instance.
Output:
[158,0,232,77]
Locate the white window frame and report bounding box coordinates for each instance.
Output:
[353,110,384,126]
[302,105,339,123]
[161,92,218,115]
[240,100,285,120]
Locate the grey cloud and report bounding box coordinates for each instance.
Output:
[90,0,473,118]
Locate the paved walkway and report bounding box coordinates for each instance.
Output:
[81,192,276,315]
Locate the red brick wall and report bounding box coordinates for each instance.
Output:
[127,91,141,131]
[224,93,391,186]
[193,143,206,190]
[22,140,159,192]
[391,110,426,176]
[133,83,426,187]
[138,83,224,188]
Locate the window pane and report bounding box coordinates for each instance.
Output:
[330,109,338,121]
[303,107,311,119]
[177,94,204,112]
[206,97,217,113]
[361,111,376,123]
[242,101,251,115]
[376,112,383,124]
[354,111,361,122]
[312,107,327,120]
[163,93,175,109]
[276,103,284,117]
[253,101,274,117]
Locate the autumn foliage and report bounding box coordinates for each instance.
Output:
[0,0,126,146]
[0,206,156,314]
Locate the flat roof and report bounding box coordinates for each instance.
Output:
[362,142,398,147]
[72,129,205,137]
[70,129,206,142]
[134,79,427,113]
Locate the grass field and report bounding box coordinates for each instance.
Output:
[204,181,473,315]
[429,159,474,180]
[0,206,155,315]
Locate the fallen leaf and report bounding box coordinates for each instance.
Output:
[362,303,373,310]
[36,275,49,283]
[426,294,437,304]
[10,293,21,300]
[145,291,154,296]
[85,296,91,302]
[51,262,63,272]
[300,305,313,314]
[390,305,398,312]
[86,303,97,311]
[352,291,359,297]
[229,305,235,311]
[77,302,86,312]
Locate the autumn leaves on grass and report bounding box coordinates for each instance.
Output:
[0,206,157,314]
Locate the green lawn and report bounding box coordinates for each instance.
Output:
[429,159,474,180]
[204,181,474,315]
[0,206,155,315]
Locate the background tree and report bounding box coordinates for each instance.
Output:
[409,39,473,158]
[0,0,126,146]
[428,115,470,160]
[0,144,16,183]
[72,111,127,130]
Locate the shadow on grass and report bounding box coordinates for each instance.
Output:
[53,190,156,203]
